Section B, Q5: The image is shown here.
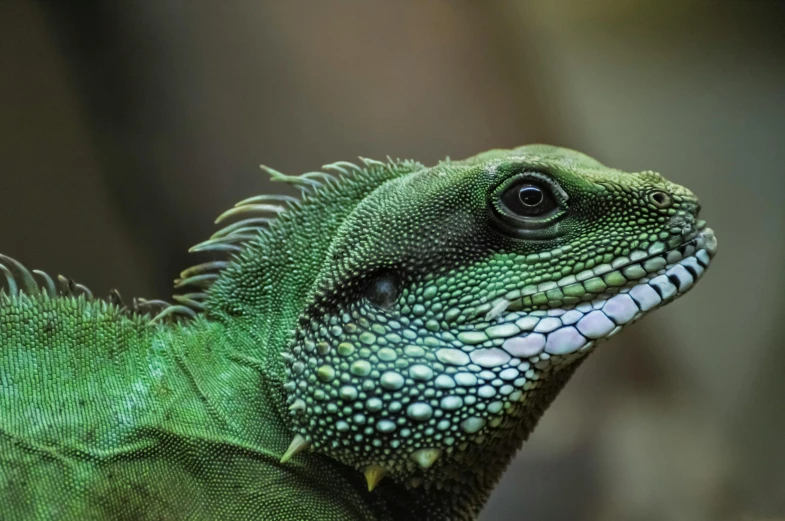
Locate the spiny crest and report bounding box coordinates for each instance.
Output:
[0,253,92,300]
[0,253,192,323]
[0,156,409,326]
[173,156,408,314]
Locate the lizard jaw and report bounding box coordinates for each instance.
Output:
[280,228,716,489]
[477,226,717,361]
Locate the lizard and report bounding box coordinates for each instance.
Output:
[0,144,717,520]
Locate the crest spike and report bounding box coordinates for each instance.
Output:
[189,235,254,254]
[321,163,350,175]
[180,261,229,280]
[174,273,219,289]
[32,270,57,297]
[57,275,76,295]
[211,218,274,240]
[172,294,206,311]
[108,289,125,307]
[358,157,386,168]
[0,253,38,296]
[258,164,287,180]
[261,165,322,188]
[148,304,197,325]
[300,171,336,184]
[75,283,93,300]
[0,263,18,297]
[215,204,285,225]
[234,194,299,207]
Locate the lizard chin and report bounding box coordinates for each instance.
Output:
[280,228,716,491]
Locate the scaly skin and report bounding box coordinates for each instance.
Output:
[0,145,716,520]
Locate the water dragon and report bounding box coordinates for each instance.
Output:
[0,145,717,520]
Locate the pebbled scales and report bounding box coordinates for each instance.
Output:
[0,145,716,520]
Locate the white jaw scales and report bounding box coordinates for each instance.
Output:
[469,227,717,364]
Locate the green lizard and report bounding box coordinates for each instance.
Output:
[0,145,716,520]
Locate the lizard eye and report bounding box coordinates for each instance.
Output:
[500,181,557,217]
[490,172,568,236]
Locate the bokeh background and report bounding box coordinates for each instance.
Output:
[2,1,784,520]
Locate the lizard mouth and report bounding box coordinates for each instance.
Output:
[282,227,717,476]
[457,227,717,363]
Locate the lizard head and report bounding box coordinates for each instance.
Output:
[270,145,716,493]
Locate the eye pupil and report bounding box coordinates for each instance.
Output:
[492,173,566,235]
[519,186,543,207]
[497,178,558,219]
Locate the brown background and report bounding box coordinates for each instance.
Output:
[1,1,784,519]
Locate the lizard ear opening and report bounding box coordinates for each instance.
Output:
[365,272,401,310]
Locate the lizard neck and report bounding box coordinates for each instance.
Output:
[202,162,420,420]
[400,360,583,519]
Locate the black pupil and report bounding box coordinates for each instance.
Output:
[519,186,543,206]
[499,179,557,218]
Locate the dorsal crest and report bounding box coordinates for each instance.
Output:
[0,253,189,321]
[0,156,422,325]
[172,157,422,319]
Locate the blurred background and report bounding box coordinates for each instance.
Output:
[1,1,783,519]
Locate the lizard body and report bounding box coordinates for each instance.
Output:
[0,145,716,520]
